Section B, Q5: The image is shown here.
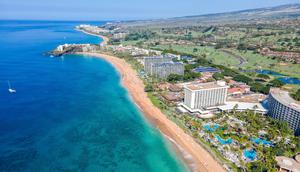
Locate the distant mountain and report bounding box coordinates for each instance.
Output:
[118,3,300,28]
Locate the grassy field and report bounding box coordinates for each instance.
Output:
[151,44,300,78]
[119,37,300,78]
[232,50,300,78]
[283,84,300,93]
[120,40,142,46]
[152,44,241,66]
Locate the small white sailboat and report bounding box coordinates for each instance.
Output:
[7,81,16,93]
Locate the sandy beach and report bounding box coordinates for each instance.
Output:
[76,29,109,46]
[78,52,225,172]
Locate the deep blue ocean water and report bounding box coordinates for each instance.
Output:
[0,21,187,172]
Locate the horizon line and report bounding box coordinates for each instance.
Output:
[1,2,299,23]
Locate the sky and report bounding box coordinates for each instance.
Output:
[0,0,299,21]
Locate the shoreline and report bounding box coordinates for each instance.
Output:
[77,52,225,172]
[75,29,109,46]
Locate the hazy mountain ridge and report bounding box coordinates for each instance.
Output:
[117,3,300,28]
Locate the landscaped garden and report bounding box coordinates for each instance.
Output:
[179,110,300,171]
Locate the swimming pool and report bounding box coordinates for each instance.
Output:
[243,149,257,161]
[215,135,233,145]
[256,70,300,85]
[251,137,273,146]
[203,123,219,132]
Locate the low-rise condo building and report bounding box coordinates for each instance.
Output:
[144,56,173,73]
[150,62,184,79]
[113,33,127,39]
[182,81,228,113]
[268,88,300,135]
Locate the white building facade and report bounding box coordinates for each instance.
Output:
[268,88,300,135]
[183,81,228,110]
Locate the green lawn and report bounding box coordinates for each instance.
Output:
[153,44,241,67]
[120,39,300,78]
[232,50,300,78]
[120,40,142,46]
[154,44,300,78]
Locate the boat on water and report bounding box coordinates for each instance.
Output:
[7,80,16,93]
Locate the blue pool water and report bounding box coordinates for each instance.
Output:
[203,123,219,132]
[0,20,187,171]
[243,149,257,161]
[250,137,273,146]
[277,77,300,85]
[256,70,300,85]
[215,135,233,145]
[256,69,285,76]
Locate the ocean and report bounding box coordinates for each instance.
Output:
[0,20,187,172]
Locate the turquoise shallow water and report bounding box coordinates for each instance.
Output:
[0,21,187,172]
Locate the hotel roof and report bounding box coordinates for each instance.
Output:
[185,81,227,90]
[218,101,268,113]
[270,88,300,112]
[276,156,300,172]
[296,154,300,163]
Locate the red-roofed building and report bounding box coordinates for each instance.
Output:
[228,86,250,97]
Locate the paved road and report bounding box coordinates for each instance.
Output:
[220,49,247,67]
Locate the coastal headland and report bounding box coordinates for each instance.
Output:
[77,52,225,172]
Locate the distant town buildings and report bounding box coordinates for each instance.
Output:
[109,45,161,57]
[76,24,109,34]
[268,88,300,135]
[260,48,300,64]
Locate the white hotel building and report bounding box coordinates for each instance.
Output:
[182,81,228,113]
[179,81,267,116]
[268,88,300,135]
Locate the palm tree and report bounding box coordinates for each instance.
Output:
[252,105,258,115]
[233,104,239,115]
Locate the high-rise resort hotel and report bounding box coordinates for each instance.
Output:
[178,81,267,117]
[181,81,228,114]
[268,88,300,135]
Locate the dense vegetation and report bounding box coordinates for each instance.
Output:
[180,110,300,172]
[125,31,157,41]
[292,89,300,101]
[105,44,300,172]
